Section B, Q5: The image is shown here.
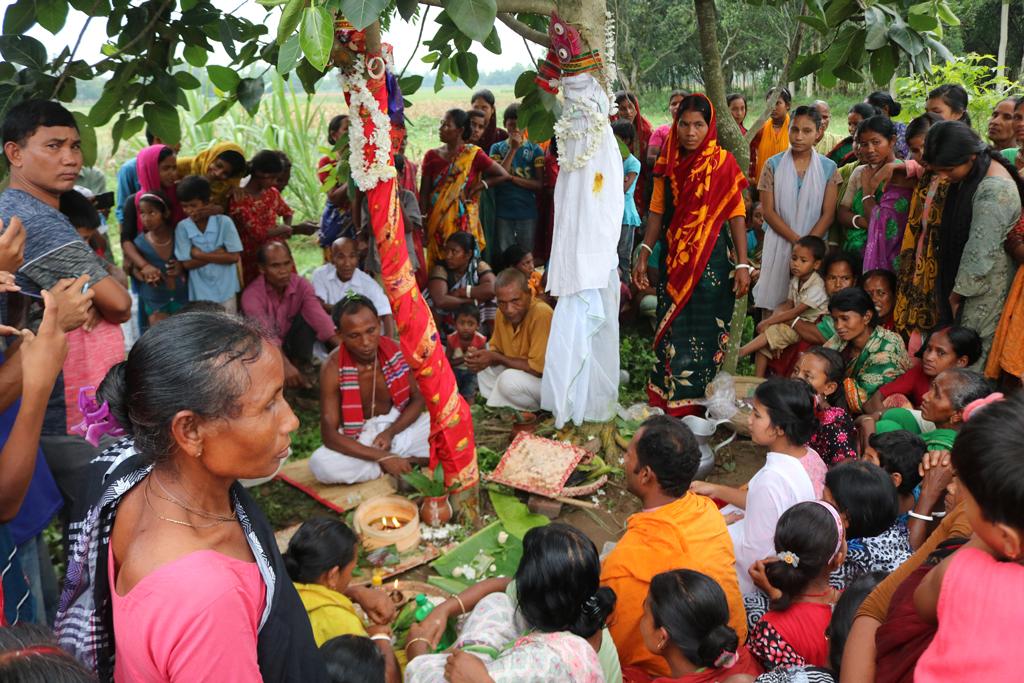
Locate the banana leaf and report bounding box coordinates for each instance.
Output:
[488,490,549,540]
[431,520,523,579]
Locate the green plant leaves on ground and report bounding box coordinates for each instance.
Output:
[299,6,333,72]
[446,0,497,42]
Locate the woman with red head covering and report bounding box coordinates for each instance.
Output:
[615,91,654,216]
[120,144,183,281]
[631,94,752,416]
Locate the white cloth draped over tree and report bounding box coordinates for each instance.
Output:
[542,73,623,427]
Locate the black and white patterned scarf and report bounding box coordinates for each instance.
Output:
[55,438,327,682]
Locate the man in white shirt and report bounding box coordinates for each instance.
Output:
[312,237,395,337]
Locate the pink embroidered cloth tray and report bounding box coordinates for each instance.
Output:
[487,432,588,498]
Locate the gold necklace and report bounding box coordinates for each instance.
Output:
[151,470,237,523]
[144,480,230,529]
[146,232,172,248]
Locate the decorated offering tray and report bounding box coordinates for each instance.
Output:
[487,432,588,497]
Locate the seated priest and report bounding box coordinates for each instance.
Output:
[465,268,553,412]
[309,295,430,484]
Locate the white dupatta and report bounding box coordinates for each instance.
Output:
[753,149,827,309]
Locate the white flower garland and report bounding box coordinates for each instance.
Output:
[604,12,618,107]
[338,55,396,191]
[553,87,608,172]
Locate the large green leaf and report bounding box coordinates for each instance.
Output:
[488,491,548,540]
[276,0,303,45]
[796,14,828,34]
[888,24,924,55]
[790,53,823,80]
[277,34,301,74]
[36,0,68,33]
[398,74,422,96]
[88,86,122,126]
[431,521,525,579]
[824,0,858,27]
[182,44,208,67]
[3,0,36,34]
[396,0,417,21]
[207,64,240,91]
[446,0,496,42]
[299,6,333,71]
[143,102,180,146]
[454,51,478,87]
[869,44,898,84]
[863,7,888,50]
[908,12,938,32]
[236,77,264,115]
[514,70,537,98]
[936,0,959,26]
[0,84,22,122]
[482,26,501,54]
[173,71,201,90]
[71,111,96,167]
[923,35,954,63]
[296,58,327,94]
[339,0,389,30]
[196,97,236,124]
[0,35,47,68]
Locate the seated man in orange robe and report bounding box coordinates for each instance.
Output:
[601,415,747,678]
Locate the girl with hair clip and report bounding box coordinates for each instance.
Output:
[921,121,1024,364]
[229,149,295,286]
[791,346,857,466]
[745,501,847,672]
[420,108,511,268]
[691,379,822,594]
[404,523,618,683]
[913,393,1024,682]
[624,569,761,683]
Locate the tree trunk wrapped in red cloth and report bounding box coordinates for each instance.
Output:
[339,37,478,497]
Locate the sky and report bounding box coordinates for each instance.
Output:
[3,1,541,75]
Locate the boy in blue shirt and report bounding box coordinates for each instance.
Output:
[612,120,642,283]
[489,103,545,254]
[174,175,243,312]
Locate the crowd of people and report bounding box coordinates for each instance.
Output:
[0,72,1020,682]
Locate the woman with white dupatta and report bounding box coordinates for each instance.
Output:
[753,105,842,311]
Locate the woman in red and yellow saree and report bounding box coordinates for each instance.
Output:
[419,108,509,269]
[632,94,751,416]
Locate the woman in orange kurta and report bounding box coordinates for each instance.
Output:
[985,214,1024,384]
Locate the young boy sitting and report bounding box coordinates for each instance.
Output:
[864,428,926,525]
[174,175,243,313]
[446,302,487,400]
[739,235,829,377]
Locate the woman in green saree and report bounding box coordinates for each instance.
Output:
[825,287,910,414]
[631,94,751,416]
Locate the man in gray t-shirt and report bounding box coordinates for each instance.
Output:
[1,100,132,435]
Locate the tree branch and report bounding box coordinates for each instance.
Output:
[743,7,805,144]
[498,12,551,48]
[417,0,555,14]
[51,14,94,99]
[399,6,430,77]
[91,0,177,71]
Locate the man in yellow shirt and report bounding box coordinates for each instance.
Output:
[601,415,747,678]
[465,268,552,411]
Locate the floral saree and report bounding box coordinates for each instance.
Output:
[424,144,488,268]
[894,174,948,336]
[825,326,910,413]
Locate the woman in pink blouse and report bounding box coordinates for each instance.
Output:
[56,311,329,682]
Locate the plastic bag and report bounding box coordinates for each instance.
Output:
[702,373,739,421]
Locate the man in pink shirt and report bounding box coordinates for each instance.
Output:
[241,241,341,387]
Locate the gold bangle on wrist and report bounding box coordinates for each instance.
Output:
[454,595,467,614]
[406,637,432,650]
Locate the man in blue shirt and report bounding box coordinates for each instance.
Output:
[489,103,545,257]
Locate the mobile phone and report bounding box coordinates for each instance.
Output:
[94,192,115,211]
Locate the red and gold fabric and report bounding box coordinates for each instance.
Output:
[348,58,478,489]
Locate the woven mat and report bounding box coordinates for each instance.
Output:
[275,460,396,514]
